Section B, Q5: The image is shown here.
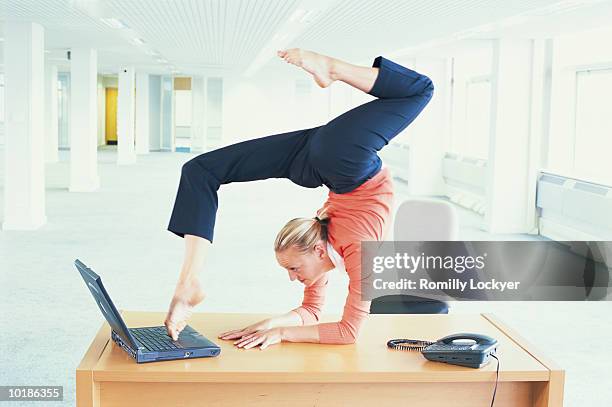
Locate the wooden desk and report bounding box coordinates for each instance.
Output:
[77,312,564,406]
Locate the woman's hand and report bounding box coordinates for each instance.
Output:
[233,328,284,350]
[218,318,273,341]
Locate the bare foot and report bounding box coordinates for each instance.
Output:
[164,278,206,340]
[277,48,337,88]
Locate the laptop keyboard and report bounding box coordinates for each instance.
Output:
[130,326,184,351]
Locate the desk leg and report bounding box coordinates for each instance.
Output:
[76,323,109,406]
[76,370,100,407]
[533,370,565,407]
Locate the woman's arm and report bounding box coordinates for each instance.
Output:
[231,323,320,350]
[315,243,370,344]
[234,244,369,348]
[291,273,329,324]
[268,310,304,327]
[281,324,320,343]
[220,275,328,341]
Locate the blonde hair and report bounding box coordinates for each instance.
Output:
[274,212,330,253]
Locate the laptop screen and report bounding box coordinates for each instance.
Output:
[75,259,137,349]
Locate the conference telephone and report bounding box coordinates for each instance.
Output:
[387,332,498,368]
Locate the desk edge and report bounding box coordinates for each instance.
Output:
[77,322,110,371]
[481,313,564,374]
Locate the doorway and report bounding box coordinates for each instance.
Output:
[105,87,118,145]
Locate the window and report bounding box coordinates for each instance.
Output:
[174,90,192,127]
[0,73,4,123]
[464,77,491,159]
[574,69,612,184]
[206,77,223,146]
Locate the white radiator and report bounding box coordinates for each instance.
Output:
[537,171,612,240]
[442,152,487,216]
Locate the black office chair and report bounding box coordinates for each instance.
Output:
[370,198,456,315]
[370,294,449,314]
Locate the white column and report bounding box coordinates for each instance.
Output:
[69,48,99,192]
[524,39,552,234]
[160,75,175,151]
[148,75,162,151]
[44,62,59,163]
[117,66,136,164]
[484,39,533,233]
[191,75,206,152]
[2,21,47,230]
[135,72,150,154]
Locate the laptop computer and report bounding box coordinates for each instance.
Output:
[75,259,220,363]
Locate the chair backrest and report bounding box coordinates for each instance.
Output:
[394,198,459,241]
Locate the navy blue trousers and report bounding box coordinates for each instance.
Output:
[168,56,434,242]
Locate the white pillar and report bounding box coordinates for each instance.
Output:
[45,62,59,163]
[160,75,175,151]
[484,39,533,233]
[148,75,162,151]
[135,72,150,154]
[69,48,99,192]
[191,75,206,153]
[524,39,552,234]
[2,21,47,230]
[117,66,136,164]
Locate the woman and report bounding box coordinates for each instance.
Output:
[164,48,433,349]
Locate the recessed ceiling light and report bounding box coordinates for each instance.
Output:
[100,18,128,29]
[132,38,145,46]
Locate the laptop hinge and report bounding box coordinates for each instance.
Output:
[111,330,137,360]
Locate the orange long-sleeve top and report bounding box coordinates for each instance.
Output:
[292,167,394,344]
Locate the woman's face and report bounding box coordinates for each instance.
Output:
[275,242,330,287]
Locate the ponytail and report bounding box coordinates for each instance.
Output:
[274,211,330,253]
